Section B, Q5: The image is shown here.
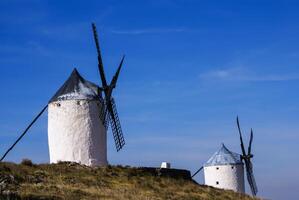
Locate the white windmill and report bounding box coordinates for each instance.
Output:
[47,69,108,166]
[192,117,258,196]
[0,23,126,167]
[203,143,245,193]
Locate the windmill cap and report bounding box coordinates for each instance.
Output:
[49,68,101,103]
[204,143,243,167]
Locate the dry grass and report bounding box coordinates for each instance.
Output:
[0,162,258,200]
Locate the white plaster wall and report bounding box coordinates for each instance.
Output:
[204,164,245,193]
[48,99,108,166]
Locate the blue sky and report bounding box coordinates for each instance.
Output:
[0,0,299,199]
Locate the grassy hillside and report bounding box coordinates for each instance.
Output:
[0,161,258,200]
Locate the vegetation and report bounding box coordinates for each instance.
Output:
[0,161,258,200]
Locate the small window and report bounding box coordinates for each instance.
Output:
[216,181,219,185]
[57,103,61,107]
[231,166,234,169]
[216,167,219,170]
[77,101,81,105]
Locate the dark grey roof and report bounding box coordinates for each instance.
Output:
[49,68,101,103]
[204,143,243,167]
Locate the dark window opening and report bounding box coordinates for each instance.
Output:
[216,181,219,185]
[231,166,234,169]
[216,167,219,170]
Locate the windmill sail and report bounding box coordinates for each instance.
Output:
[237,116,247,156]
[92,23,108,88]
[236,117,258,196]
[248,129,253,156]
[245,161,258,196]
[92,23,126,151]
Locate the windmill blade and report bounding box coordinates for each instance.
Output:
[107,98,125,151]
[92,23,108,88]
[245,160,258,196]
[248,128,253,156]
[236,116,247,156]
[110,55,125,89]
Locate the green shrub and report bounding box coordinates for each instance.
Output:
[20,159,34,167]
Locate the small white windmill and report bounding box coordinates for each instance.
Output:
[192,117,258,196]
[203,143,245,193]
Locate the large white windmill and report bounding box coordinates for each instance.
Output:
[0,23,126,166]
[47,68,109,166]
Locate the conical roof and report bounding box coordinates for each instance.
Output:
[204,143,243,167]
[49,68,100,103]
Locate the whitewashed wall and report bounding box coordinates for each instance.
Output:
[48,99,108,166]
[204,164,245,193]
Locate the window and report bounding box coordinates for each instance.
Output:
[57,103,61,107]
[231,166,234,169]
[216,167,219,170]
[216,181,219,185]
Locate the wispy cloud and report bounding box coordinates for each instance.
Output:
[200,67,299,82]
[110,28,187,35]
[0,41,52,57]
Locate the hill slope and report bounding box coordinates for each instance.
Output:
[0,161,257,200]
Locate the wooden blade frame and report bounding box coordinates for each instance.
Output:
[108,98,125,151]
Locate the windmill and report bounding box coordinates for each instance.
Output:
[192,117,258,196]
[236,116,258,196]
[0,23,125,166]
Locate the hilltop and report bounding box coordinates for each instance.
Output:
[0,161,258,200]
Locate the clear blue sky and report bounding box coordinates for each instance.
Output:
[0,0,299,199]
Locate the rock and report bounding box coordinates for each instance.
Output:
[0,174,16,186]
